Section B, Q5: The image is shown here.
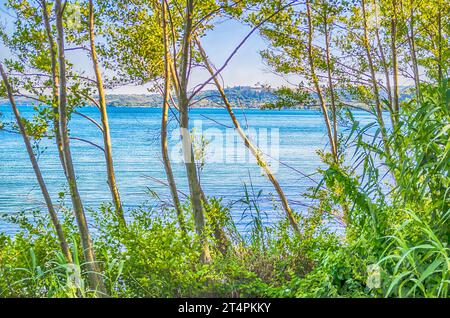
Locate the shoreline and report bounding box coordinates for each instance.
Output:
[0,103,321,110]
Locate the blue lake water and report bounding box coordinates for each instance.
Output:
[0,106,377,233]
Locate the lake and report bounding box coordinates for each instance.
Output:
[0,106,376,233]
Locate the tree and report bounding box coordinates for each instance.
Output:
[1,0,107,295]
[161,0,186,234]
[0,62,72,264]
[54,0,107,296]
[257,0,341,161]
[196,39,301,236]
[99,0,186,232]
[88,0,125,225]
[177,0,211,263]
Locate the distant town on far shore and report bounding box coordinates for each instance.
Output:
[1,85,413,110]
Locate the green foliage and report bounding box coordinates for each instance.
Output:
[380,210,450,298]
[0,194,333,298]
[1,0,449,300]
[283,245,374,298]
[1,83,447,298]
[261,86,313,110]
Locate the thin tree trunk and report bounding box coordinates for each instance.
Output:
[372,0,395,125]
[407,0,421,103]
[375,32,393,110]
[196,39,301,236]
[437,7,443,85]
[361,0,392,160]
[41,0,67,177]
[0,62,72,263]
[199,183,231,255]
[88,0,125,226]
[375,30,396,128]
[323,16,338,161]
[178,0,211,264]
[161,0,186,234]
[391,0,400,121]
[306,0,337,162]
[323,11,351,222]
[55,0,107,296]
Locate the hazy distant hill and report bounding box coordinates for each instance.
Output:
[106,86,277,108]
[0,86,277,109]
[1,85,414,109]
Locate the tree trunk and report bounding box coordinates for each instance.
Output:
[41,0,67,177]
[306,0,337,162]
[199,184,231,255]
[437,7,443,85]
[178,0,211,264]
[407,0,422,103]
[196,39,301,237]
[372,0,395,126]
[323,16,338,161]
[391,0,400,122]
[88,0,125,226]
[323,11,350,222]
[361,0,392,161]
[55,0,107,296]
[161,0,186,234]
[0,62,72,263]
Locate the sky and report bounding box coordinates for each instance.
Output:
[0,1,289,95]
[108,19,289,94]
[0,1,413,95]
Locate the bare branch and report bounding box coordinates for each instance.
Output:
[189,0,299,100]
[73,111,104,132]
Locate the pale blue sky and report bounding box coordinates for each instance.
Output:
[0,2,289,94]
[111,19,290,94]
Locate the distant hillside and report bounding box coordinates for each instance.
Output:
[106,94,162,107]
[0,86,277,109]
[106,86,278,108]
[1,85,414,109]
